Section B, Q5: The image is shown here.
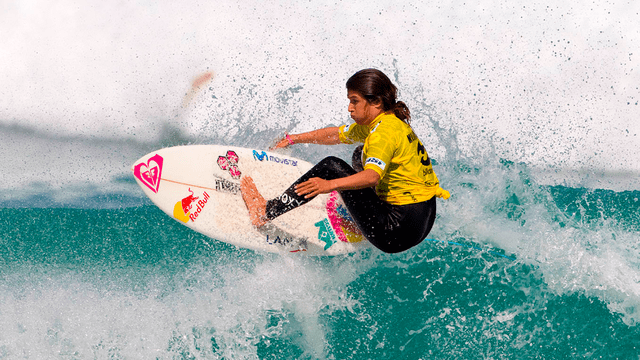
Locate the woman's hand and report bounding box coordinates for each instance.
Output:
[295,177,334,198]
[270,136,291,150]
[269,127,342,150]
[295,170,380,199]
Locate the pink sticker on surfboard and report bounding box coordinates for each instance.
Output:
[326,191,364,243]
[133,154,164,193]
[217,150,241,179]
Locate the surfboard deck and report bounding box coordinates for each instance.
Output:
[132,145,371,255]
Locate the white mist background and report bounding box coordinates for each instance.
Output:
[1,0,639,193]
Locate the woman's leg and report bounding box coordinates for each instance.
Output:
[264,156,358,219]
[245,156,437,253]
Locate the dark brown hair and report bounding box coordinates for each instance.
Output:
[346,68,411,124]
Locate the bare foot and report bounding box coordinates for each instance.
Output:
[240,176,268,227]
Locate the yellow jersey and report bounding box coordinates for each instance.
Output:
[339,113,450,205]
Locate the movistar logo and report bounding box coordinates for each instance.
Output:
[252,150,298,166]
[253,150,268,161]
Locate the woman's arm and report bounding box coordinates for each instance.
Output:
[271,127,341,149]
[295,169,380,199]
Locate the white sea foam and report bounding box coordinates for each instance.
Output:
[433,158,640,325]
[0,254,373,359]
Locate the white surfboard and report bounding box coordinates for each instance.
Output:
[131,145,371,255]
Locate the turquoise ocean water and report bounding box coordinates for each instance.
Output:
[1,173,640,358]
[1,0,639,358]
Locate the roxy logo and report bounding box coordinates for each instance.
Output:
[218,150,241,179]
[252,150,298,166]
[133,154,163,193]
[277,193,302,208]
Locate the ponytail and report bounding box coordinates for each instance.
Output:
[392,101,411,125]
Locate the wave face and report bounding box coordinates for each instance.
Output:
[1,0,639,358]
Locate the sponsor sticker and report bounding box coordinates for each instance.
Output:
[217,150,241,179]
[252,150,298,166]
[265,235,308,252]
[314,218,336,250]
[133,154,163,193]
[325,191,364,243]
[365,157,386,171]
[266,235,292,246]
[173,188,210,223]
[214,178,241,194]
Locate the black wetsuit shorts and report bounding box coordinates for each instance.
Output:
[265,156,436,253]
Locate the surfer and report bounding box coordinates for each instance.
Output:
[241,69,450,253]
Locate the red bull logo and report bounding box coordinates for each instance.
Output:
[217,150,241,179]
[133,154,163,193]
[173,188,210,223]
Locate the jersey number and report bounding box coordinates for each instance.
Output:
[417,141,431,166]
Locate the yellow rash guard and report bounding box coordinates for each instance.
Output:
[339,113,450,205]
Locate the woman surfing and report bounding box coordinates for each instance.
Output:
[241,69,449,253]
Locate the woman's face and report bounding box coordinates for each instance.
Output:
[347,90,383,125]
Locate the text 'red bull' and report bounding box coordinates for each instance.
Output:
[188,191,210,222]
[173,188,210,223]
